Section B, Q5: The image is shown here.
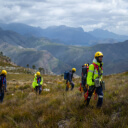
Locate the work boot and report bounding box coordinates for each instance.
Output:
[71,86,74,91]
[39,90,42,95]
[97,102,102,108]
[86,97,90,107]
[66,86,69,91]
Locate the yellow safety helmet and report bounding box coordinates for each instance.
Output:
[1,70,7,75]
[95,51,103,58]
[36,71,41,76]
[84,64,87,66]
[5,70,7,75]
[72,68,76,72]
[34,74,37,77]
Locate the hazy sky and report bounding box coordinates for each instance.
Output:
[0,0,128,35]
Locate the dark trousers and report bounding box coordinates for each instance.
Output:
[35,86,42,94]
[86,86,103,107]
[66,81,74,91]
[81,77,87,93]
[4,84,7,91]
[0,89,4,103]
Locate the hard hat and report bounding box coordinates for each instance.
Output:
[84,64,87,66]
[5,70,7,75]
[95,51,103,58]
[34,74,37,77]
[36,71,41,76]
[1,70,7,75]
[72,68,76,72]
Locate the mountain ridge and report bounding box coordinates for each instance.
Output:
[0,25,128,75]
[1,23,127,46]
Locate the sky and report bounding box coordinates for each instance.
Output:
[0,0,128,35]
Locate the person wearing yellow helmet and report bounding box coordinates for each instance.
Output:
[72,68,76,72]
[36,71,40,76]
[1,70,7,76]
[65,68,76,91]
[86,51,104,108]
[0,70,7,103]
[32,71,43,94]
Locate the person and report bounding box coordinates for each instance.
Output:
[32,72,43,94]
[81,63,89,93]
[34,73,36,77]
[0,70,7,103]
[86,51,104,108]
[66,68,76,91]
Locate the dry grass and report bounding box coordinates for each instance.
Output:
[0,72,128,128]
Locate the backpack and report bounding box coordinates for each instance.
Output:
[82,66,89,79]
[64,71,69,80]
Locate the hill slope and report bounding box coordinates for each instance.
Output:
[33,40,128,75]
[0,43,70,74]
[0,58,128,128]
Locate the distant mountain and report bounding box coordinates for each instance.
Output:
[0,27,57,48]
[0,23,43,37]
[0,27,28,47]
[0,43,70,74]
[0,28,71,74]
[89,29,128,42]
[32,40,128,75]
[0,23,118,46]
[40,25,97,45]
[0,23,97,46]
[0,25,128,75]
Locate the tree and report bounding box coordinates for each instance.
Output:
[0,52,3,56]
[38,67,45,74]
[26,64,29,68]
[32,65,36,70]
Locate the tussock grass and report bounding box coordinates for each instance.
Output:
[0,72,128,128]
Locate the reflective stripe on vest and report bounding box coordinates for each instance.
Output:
[88,96,91,99]
[94,70,98,75]
[88,70,93,73]
[99,95,103,98]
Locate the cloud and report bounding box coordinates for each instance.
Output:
[0,0,128,34]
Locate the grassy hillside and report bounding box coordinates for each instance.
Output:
[0,53,28,74]
[0,56,128,127]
